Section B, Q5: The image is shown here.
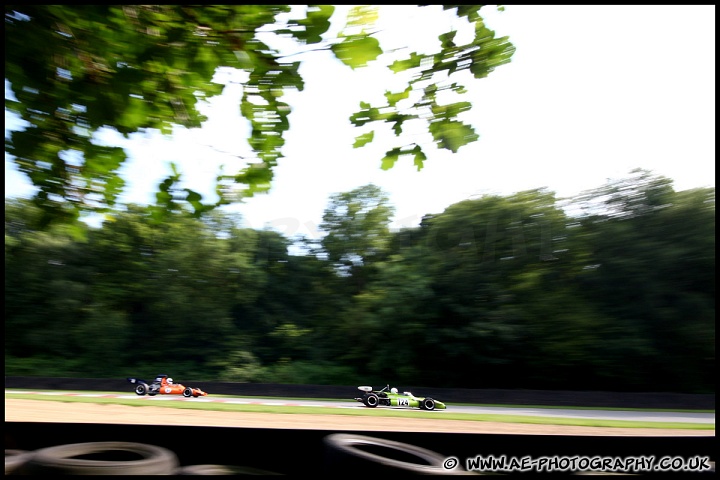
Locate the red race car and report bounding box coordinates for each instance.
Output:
[127,374,207,398]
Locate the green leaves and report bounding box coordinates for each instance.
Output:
[331,6,382,68]
[381,145,426,171]
[428,119,479,153]
[5,5,515,227]
[331,35,383,69]
[150,162,215,220]
[84,144,127,176]
[183,189,215,218]
[232,162,274,198]
[412,145,427,170]
[384,86,412,107]
[381,148,402,171]
[349,5,514,169]
[388,52,425,73]
[469,34,516,79]
[353,131,375,148]
[284,5,336,44]
[431,101,473,119]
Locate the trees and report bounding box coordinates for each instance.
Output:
[395,189,576,387]
[5,5,515,226]
[564,171,716,391]
[4,171,716,392]
[318,184,394,270]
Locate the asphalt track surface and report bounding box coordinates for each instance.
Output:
[7,390,715,425]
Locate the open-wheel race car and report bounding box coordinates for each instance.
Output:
[127,374,207,398]
[354,384,446,411]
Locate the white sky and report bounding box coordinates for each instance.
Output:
[4,5,716,240]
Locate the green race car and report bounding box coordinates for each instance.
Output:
[354,384,447,411]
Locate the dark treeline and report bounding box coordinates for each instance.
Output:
[4,170,715,393]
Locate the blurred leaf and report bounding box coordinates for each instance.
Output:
[353,131,375,148]
[284,5,335,44]
[389,113,415,136]
[84,145,127,176]
[431,101,473,119]
[234,163,273,197]
[381,148,402,170]
[331,35,383,69]
[388,52,425,73]
[412,145,426,171]
[345,5,380,26]
[444,5,483,21]
[429,120,479,153]
[439,31,457,49]
[385,86,412,107]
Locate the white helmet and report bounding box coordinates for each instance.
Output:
[391,387,398,394]
[167,378,173,384]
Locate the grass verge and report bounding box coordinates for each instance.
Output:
[5,391,714,431]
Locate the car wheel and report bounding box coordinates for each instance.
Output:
[323,433,467,475]
[363,393,379,408]
[183,387,193,398]
[421,398,436,411]
[20,441,179,475]
[134,384,147,396]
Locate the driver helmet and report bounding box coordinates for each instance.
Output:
[167,378,173,384]
[391,387,398,394]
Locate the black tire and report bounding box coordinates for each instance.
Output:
[422,397,436,411]
[183,387,193,398]
[175,464,282,475]
[323,433,468,475]
[21,441,179,475]
[134,384,148,396]
[363,393,379,408]
[5,449,33,475]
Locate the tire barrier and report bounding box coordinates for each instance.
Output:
[323,433,477,475]
[17,441,179,475]
[5,422,715,475]
[174,464,282,475]
[5,449,33,475]
[4,444,286,476]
